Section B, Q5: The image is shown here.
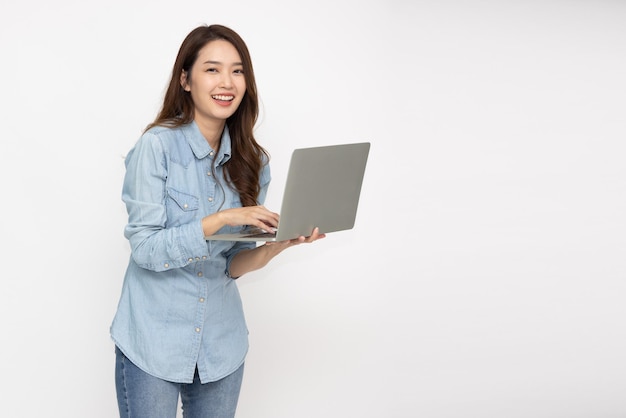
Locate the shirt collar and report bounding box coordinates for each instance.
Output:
[182,121,232,165]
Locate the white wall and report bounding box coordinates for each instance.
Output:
[1,1,625,417]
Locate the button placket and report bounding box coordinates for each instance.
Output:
[204,158,216,209]
[194,280,208,338]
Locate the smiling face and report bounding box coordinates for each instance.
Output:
[180,39,246,135]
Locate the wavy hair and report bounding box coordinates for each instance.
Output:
[147,24,268,207]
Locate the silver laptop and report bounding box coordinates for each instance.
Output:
[205,142,370,242]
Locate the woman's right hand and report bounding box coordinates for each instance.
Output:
[202,206,279,237]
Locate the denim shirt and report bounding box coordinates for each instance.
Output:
[110,121,270,384]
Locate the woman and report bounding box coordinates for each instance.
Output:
[110,24,324,418]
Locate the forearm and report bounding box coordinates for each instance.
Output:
[229,244,283,278]
[229,228,326,278]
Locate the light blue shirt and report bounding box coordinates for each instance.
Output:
[110,121,270,384]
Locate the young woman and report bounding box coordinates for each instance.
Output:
[110,24,325,418]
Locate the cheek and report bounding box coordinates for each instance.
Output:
[237,83,247,103]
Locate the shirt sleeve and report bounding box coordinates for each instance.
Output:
[122,133,208,272]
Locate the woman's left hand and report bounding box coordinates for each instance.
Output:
[264,227,326,250]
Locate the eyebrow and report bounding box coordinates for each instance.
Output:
[202,60,243,66]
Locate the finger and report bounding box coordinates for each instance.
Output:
[256,207,280,226]
[305,227,325,242]
[254,215,279,231]
[246,207,279,230]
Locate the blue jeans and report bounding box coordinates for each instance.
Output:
[115,346,244,418]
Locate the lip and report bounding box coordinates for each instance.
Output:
[212,94,235,106]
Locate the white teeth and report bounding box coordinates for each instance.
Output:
[212,95,234,101]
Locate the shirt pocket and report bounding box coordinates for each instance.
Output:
[166,187,200,227]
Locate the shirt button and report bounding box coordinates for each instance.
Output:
[183,203,188,209]
[208,197,213,202]
[197,272,203,277]
[202,256,207,260]
[164,263,169,268]
[207,172,212,176]
[209,151,214,156]
[195,257,201,261]
[195,327,201,333]
[188,258,193,263]
[199,298,205,303]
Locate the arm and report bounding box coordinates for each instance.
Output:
[123,133,209,271]
[200,206,280,237]
[228,228,326,278]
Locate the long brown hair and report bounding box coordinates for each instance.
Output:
[147,24,268,207]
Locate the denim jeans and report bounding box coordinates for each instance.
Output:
[115,346,244,418]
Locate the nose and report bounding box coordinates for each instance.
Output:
[220,72,233,89]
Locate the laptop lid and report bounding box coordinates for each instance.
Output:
[205,142,370,242]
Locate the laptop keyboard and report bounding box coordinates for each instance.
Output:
[240,226,277,238]
[245,232,277,238]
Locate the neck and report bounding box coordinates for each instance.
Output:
[195,117,226,150]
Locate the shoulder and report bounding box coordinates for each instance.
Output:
[125,125,185,164]
[133,125,189,155]
[142,125,184,144]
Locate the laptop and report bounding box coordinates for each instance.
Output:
[205,142,370,242]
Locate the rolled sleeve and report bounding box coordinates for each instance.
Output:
[222,241,255,278]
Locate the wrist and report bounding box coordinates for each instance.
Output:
[202,211,227,237]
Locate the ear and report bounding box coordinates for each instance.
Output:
[180,70,191,91]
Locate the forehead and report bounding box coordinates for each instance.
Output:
[196,39,242,64]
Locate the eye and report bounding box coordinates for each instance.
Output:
[206,68,218,73]
[234,69,244,75]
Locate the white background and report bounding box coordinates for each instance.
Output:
[1,1,625,417]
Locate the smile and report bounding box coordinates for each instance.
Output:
[211,95,234,101]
